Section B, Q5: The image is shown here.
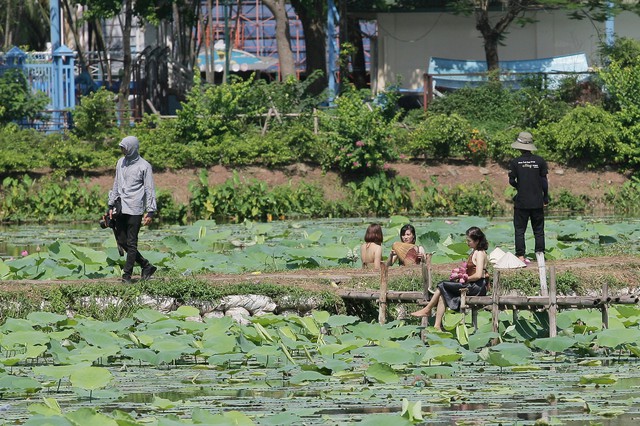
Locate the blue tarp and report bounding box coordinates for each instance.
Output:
[427,53,590,89]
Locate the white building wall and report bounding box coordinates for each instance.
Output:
[374,10,640,92]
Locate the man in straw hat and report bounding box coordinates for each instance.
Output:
[508,131,549,264]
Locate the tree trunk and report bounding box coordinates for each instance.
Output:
[290,0,328,95]
[118,0,133,123]
[474,0,530,72]
[263,0,296,80]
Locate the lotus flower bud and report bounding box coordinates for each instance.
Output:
[462,274,469,280]
[459,278,465,283]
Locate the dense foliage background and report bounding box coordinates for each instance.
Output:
[1,39,640,223]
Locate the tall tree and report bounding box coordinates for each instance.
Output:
[290,0,328,95]
[263,0,296,80]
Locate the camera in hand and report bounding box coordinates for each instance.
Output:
[99,214,114,229]
[99,206,118,229]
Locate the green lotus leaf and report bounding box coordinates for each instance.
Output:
[259,411,304,426]
[23,415,73,426]
[121,348,158,365]
[0,375,42,392]
[366,362,399,384]
[422,346,462,363]
[579,374,618,385]
[1,318,35,332]
[134,308,168,324]
[532,336,577,353]
[69,367,113,390]
[72,246,107,265]
[152,395,178,411]
[66,408,119,426]
[161,235,194,255]
[28,397,62,416]
[2,330,50,349]
[359,414,414,426]
[325,314,360,328]
[290,370,329,384]
[170,305,200,319]
[202,334,238,356]
[595,328,640,349]
[26,312,68,326]
[401,398,423,421]
[34,365,86,380]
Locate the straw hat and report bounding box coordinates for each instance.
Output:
[510,131,537,151]
[392,242,419,265]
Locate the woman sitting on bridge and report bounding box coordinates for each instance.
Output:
[410,226,489,330]
[388,224,426,266]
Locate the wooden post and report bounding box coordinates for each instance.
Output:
[261,107,273,136]
[420,253,433,329]
[422,253,432,301]
[491,271,500,335]
[548,266,557,337]
[313,108,318,134]
[379,264,388,324]
[601,281,609,329]
[460,287,469,327]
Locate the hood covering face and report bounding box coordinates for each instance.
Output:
[119,136,140,161]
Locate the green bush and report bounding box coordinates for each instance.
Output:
[346,173,413,216]
[409,113,471,159]
[0,68,49,124]
[604,176,640,214]
[319,87,399,174]
[427,82,521,132]
[0,175,105,222]
[175,76,263,144]
[72,87,121,142]
[0,124,47,172]
[486,128,519,164]
[414,177,504,217]
[549,189,589,213]
[156,190,188,224]
[537,105,620,168]
[599,59,640,112]
[47,133,116,173]
[188,170,343,222]
[135,114,190,170]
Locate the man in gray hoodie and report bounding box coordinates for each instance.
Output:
[108,135,157,283]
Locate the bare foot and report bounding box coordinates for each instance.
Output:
[410,308,431,317]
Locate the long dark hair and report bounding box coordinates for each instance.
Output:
[466,226,488,251]
[400,224,416,244]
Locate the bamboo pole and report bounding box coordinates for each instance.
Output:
[491,271,500,335]
[420,254,433,329]
[378,264,388,324]
[601,281,609,329]
[548,266,557,337]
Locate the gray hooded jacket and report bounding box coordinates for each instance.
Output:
[108,136,157,216]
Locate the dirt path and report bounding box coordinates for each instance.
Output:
[4,255,634,294]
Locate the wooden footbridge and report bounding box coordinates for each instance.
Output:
[337,256,639,337]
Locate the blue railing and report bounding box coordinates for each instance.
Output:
[0,46,75,131]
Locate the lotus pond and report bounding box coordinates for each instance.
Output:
[2,307,640,425]
[1,215,639,280]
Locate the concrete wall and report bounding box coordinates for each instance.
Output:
[373,10,640,92]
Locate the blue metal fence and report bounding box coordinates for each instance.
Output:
[0,46,75,131]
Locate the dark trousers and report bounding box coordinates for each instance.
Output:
[514,207,545,257]
[114,214,149,277]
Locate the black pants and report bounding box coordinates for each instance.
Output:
[114,214,149,278]
[513,207,545,257]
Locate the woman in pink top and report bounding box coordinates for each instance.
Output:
[410,226,489,331]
